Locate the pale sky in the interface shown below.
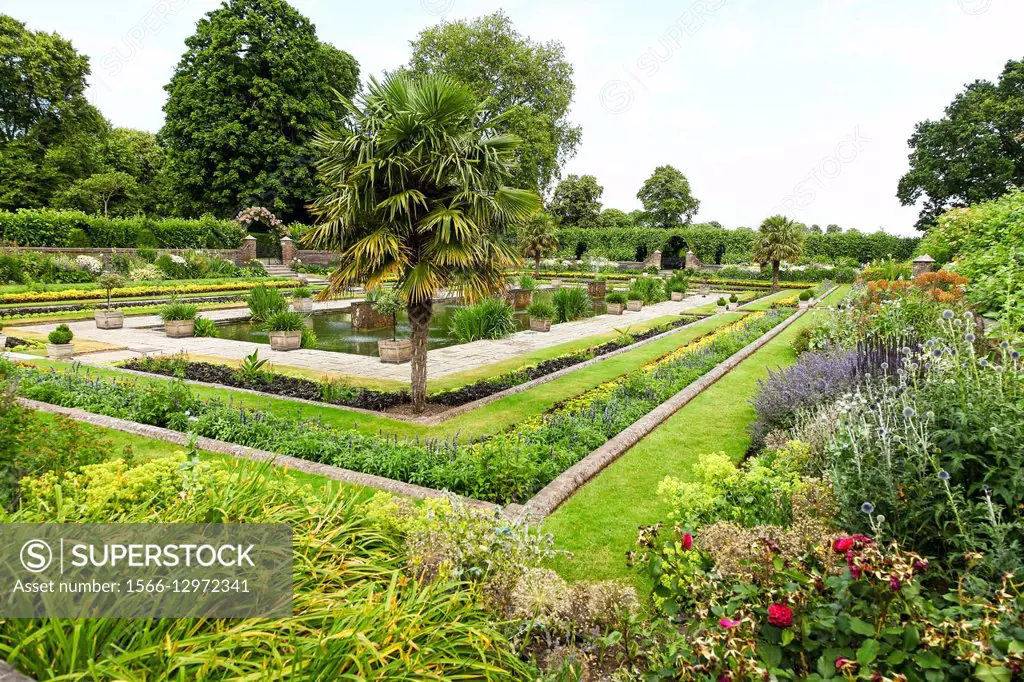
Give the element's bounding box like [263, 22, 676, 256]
[4, 0, 1020, 235]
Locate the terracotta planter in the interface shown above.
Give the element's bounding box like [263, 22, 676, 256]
[269, 330, 302, 351]
[291, 298, 313, 313]
[671, 292, 684, 302]
[95, 309, 124, 330]
[607, 303, 625, 315]
[165, 320, 195, 338]
[627, 300, 643, 312]
[47, 343, 75, 360]
[378, 339, 412, 364]
[530, 318, 552, 332]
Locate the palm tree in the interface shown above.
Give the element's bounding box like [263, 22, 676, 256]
[306, 74, 540, 412]
[753, 215, 805, 291]
[521, 212, 559, 275]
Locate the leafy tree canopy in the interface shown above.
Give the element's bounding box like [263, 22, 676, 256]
[53, 171, 138, 217]
[637, 165, 700, 228]
[549, 174, 603, 227]
[160, 0, 359, 222]
[406, 11, 581, 194]
[898, 58, 1024, 229]
[597, 208, 634, 229]
[754, 215, 806, 290]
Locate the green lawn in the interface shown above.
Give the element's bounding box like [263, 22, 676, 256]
[544, 286, 850, 583]
[22, 313, 743, 441]
[27, 411, 373, 500]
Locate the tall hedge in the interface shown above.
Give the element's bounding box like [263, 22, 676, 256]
[0, 209, 247, 249]
[553, 227, 918, 265]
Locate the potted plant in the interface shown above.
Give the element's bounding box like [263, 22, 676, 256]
[371, 289, 411, 364]
[46, 324, 75, 360]
[160, 298, 199, 338]
[508, 275, 535, 310]
[798, 289, 814, 309]
[728, 293, 740, 311]
[290, 286, 314, 313]
[265, 311, 305, 351]
[606, 292, 628, 315]
[95, 273, 127, 329]
[716, 297, 728, 312]
[667, 272, 689, 302]
[527, 299, 556, 332]
[626, 284, 645, 312]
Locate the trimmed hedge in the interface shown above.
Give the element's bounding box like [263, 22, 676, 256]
[553, 227, 919, 265]
[0, 210, 247, 249]
[0, 280, 297, 304]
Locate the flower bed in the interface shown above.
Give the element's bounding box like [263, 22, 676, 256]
[0, 279, 299, 304]
[117, 315, 705, 412]
[10, 311, 787, 504]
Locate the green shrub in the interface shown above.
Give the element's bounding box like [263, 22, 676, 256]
[159, 299, 198, 322]
[66, 228, 91, 247]
[729, 293, 739, 303]
[96, 272, 126, 308]
[246, 284, 288, 323]
[265, 311, 306, 332]
[0, 254, 25, 284]
[135, 228, 159, 248]
[300, 326, 318, 349]
[717, 297, 728, 307]
[666, 271, 689, 294]
[606, 292, 628, 305]
[47, 324, 73, 345]
[368, 288, 402, 340]
[518, 274, 536, 291]
[861, 258, 912, 281]
[552, 286, 591, 322]
[628, 277, 665, 304]
[291, 286, 312, 299]
[526, 298, 556, 321]
[192, 317, 219, 338]
[791, 326, 813, 353]
[449, 298, 518, 342]
[0, 209, 247, 248]
[798, 289, 813, 301]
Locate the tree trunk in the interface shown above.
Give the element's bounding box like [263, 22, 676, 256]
[408, 298, 433, 413]
[772, 261, 781, 292]
[534, 256, 541, 276]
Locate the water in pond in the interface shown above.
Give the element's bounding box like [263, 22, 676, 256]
[217, 302, 535, 356]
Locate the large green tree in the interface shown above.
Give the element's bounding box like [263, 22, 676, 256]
[898, 58, 1024, 229]
[0, 14, 107, 210]
[406, 11, 581, 195]
[161, 0, 359, 222]
[637, 165, 700, 228]
[753, 215, 805, 291]
[548, 174, 603, 227]
[307, 74, 539, 412]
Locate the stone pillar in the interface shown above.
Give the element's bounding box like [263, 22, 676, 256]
[912, 255, 936, 278]
[685, 251, 703, 270]
[643, 250, 663, 270]
[280, 236, 296, 265]
[238, 235, 257, 264]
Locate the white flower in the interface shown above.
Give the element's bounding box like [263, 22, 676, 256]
[75, 255, 103, 274]
[170, 255, 187, 265]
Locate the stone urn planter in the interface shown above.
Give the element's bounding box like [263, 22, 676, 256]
[47, 343, 75, 360]
[269, 330, 302, 351]
[530, 317, 552, 332]
[507, 289, 533, 310]
[95, 309, 125, 330]
[550, 279, 562, 288]
[727, 303, 740, 311]
[627, 300, 643, 312]
[671, 292, 684, 302]
[607, 303, 625, 315]
[351, 301, 394, 331]
[291, 298, 313, 314]
[586, 280, 607, 302]
[165, 320, 195, 338]
[378, 339, 412, 364]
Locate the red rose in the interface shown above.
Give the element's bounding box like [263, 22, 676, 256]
[832, 537, 855, 553]
[681, 533, 693, 550]
[767, 603, 793, 628]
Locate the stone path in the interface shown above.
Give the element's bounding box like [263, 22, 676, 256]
[16, 293, 722, 382]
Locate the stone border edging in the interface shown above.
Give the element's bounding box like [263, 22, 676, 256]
[511, 307, 809, 521]
[75, 313, 722, 427]
[0, 661, 34, 682]
[17, 398, 499, 513]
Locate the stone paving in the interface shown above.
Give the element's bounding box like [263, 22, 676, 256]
[16, 293, 722, 381]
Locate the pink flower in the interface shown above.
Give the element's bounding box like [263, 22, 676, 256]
[836, 657, 850, 669]
[832, 537, 855, 553]
[681, 533, 693, 550]
[889, 575, 901, 591]
[719, 617, 741, 629]
[767, 603, 793, 628]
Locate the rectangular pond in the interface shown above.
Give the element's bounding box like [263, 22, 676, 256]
[217, 302, 524, 356]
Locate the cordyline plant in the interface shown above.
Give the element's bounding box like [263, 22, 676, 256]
[306, 73, 540, 412]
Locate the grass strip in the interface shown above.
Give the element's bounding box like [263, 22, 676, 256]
[543, 304, 834, 583]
